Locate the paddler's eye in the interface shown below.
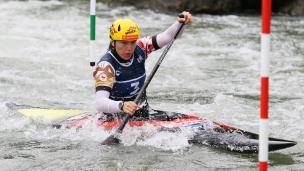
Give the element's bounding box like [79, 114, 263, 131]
[121, 41, 128, 45]
[130, 40, 136, 45]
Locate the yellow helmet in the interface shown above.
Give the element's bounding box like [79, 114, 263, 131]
[109, 18, 140, 41]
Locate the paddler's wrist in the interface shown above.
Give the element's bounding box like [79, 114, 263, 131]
[118, 101, 124, 111]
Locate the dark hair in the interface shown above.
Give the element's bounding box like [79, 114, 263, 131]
[108, 41, 115, 50]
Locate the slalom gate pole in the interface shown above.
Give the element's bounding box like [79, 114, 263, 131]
[259, 0, 272, 171]
[90, 0, 96, 67]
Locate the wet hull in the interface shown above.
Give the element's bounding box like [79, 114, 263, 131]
[6, 102, 297, 153]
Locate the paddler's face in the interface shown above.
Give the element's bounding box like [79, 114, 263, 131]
[112, 40, 137, 60]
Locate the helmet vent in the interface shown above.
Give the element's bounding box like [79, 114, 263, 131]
[118, 25, 121, 31]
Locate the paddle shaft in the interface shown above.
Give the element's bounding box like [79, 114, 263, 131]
[115, 14, 185, 134]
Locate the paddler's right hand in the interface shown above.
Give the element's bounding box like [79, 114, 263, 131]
[122, 101, 141, 115]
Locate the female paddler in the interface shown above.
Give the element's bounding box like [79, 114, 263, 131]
[93, 11, 193, 117]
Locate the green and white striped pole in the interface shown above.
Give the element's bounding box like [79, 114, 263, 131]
[90, 0, 96, 66]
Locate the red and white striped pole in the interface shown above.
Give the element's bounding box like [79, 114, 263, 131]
[259, 0, 272, 171]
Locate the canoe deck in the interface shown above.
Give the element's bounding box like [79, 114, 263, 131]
[5, 102, 297, 153]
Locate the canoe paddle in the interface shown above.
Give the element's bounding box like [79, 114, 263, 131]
[101, 13, 185, 145]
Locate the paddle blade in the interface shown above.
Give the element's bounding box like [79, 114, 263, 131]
[100, 134, 120, 145]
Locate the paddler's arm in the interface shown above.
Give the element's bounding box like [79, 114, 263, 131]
[94, 61, 139, 115]
[155, 11, 193, 48]
[96, 91, 139, 115]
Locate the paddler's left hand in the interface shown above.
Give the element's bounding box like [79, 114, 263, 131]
[178, 11, 193, 25]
